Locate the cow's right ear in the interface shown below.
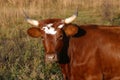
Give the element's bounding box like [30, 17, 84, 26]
[27, 27, 42, 38]
[63, 24, 78, 36]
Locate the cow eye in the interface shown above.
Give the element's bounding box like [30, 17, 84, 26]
[41, 36, 44, 40]
[57, 35, 63, 40]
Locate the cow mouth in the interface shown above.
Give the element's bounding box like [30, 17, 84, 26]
[45, 53, 58, 63]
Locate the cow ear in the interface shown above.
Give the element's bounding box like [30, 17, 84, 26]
[64, 24, 78, 36]
[27, 27, 42, 38]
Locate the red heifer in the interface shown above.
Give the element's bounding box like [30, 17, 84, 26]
[25, 11, 120, 80]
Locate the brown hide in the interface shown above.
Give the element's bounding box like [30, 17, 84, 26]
[59, 26, 120, 80]
[26, 17, 120, 80]
[38, 19, 61, 27]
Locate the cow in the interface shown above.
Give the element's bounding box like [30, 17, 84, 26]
[25, 10, 120, 80]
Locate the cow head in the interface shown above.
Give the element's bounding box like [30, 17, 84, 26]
[25, 10, 78, 63]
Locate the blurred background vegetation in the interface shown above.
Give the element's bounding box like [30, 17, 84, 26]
[0, 0, 120, 80]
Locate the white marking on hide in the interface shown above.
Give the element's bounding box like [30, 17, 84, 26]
[42, 23, 57, 35]
[58, 24, 64, 28]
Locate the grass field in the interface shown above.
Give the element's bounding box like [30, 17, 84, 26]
[0, 0, 120, 80]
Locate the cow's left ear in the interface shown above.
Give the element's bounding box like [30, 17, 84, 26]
[27, 27, 42, 38]
[63, 24, 78, 36]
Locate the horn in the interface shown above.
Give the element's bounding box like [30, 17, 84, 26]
[23, 10, 39, 26]
[64, 9, 78, 24]
[26, 18, 39, 26]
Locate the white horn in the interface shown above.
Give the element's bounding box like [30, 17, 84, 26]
[64, 9, 78, 24]
[23, 10, 39, 26]
[26, 19, 39, 26]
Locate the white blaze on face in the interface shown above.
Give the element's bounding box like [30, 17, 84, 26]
[42, 23, 65, 35]
[42, 23, 57, 35]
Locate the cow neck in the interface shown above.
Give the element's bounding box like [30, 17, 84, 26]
[57, 32, 70, 64]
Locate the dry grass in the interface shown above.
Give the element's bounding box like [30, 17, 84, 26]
[0, 0, 120, 80]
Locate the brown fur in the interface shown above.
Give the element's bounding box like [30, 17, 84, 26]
[27, 19, 120, 80]
[64, 27, 120, 80]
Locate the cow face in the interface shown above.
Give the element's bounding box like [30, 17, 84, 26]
[25, 11, 78, 63]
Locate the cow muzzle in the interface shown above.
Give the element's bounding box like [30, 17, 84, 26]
[45, 53, 57, 63]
